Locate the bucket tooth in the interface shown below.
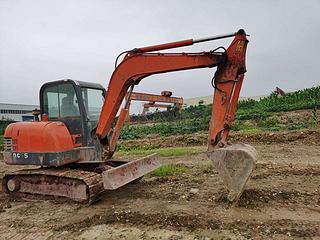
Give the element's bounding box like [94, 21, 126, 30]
[208, 144, 257, 202]
[103, 154, 161, 190]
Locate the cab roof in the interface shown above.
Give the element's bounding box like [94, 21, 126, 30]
[41, 79, 105, 90]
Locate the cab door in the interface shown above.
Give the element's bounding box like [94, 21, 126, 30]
[80, 87, 105, 146]
[41, 82, 84, 146]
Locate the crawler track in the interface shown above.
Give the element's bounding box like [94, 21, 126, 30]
[2, 168, 104, 204]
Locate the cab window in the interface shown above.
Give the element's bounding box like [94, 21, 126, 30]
[43, 83, 80, 118]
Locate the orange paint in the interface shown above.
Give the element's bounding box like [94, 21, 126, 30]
[4, 121, 74, 152]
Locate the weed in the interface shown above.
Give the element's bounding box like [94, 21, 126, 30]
[231, 121, 240, 131]
[257, 117, 279, 128]
[201, 162, 214, 174]
[150, 164, 188, 177]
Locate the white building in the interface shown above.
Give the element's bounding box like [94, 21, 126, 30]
[0, 103, 39, 122]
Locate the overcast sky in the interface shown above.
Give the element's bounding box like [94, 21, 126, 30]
[0, 0, 319, 113]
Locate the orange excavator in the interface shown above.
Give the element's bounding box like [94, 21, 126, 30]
[2, 29, 257, 204]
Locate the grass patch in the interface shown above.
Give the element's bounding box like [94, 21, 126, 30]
[150, 164, 188, 177]
[117, 143, 161, 152]
[237, 128, 263, 134]
[115, 146, 205, 157]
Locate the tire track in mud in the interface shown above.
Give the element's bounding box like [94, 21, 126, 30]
[54, 210, 320, 238]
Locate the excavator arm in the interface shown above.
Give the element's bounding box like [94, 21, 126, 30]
[97, 29, 247, 150]
[97, 29, 257, 201]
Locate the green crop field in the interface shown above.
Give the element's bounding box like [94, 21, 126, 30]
[120, 86, 320, 140]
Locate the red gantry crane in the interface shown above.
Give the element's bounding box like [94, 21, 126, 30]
[125, 90, 183, 121]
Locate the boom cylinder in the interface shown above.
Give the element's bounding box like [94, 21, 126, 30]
[132, 30, 246, 53]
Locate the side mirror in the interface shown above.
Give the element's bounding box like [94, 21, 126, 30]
[32, 109, 41, 121]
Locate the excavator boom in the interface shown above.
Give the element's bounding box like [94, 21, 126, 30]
[97, 29, 245, 149]
[98, 29, 257, 201]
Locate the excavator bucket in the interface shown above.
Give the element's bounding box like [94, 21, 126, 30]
[103, 154, 161, 190]
[208, 144, 258, 202]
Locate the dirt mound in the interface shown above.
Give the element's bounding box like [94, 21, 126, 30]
[276, 109, 315, 124]
[56, 208, 319, 238]
[57, 210, 204, 232]
[215, 188, 311, 208]
[252, 163, 320, 179]
[119, 132, 207, 149]
[231, 129, 320, 145]
[120, 129, 320, 149]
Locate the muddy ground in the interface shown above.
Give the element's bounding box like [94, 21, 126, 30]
[0, 137, 319, 239]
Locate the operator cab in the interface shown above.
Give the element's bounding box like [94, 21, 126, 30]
[40, 79, 106, 146]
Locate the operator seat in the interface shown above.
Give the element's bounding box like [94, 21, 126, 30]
[61, 96, 79, 117]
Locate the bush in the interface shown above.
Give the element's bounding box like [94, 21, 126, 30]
[0, 121, 13, 135]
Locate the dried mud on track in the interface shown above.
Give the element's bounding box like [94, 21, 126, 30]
[0, 142, 319, 239]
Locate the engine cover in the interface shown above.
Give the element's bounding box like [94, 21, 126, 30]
[4, 121, 74, 152]
[3, 121, 77, 166]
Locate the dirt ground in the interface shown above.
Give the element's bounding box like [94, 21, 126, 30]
[0, 140, 319, 239]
